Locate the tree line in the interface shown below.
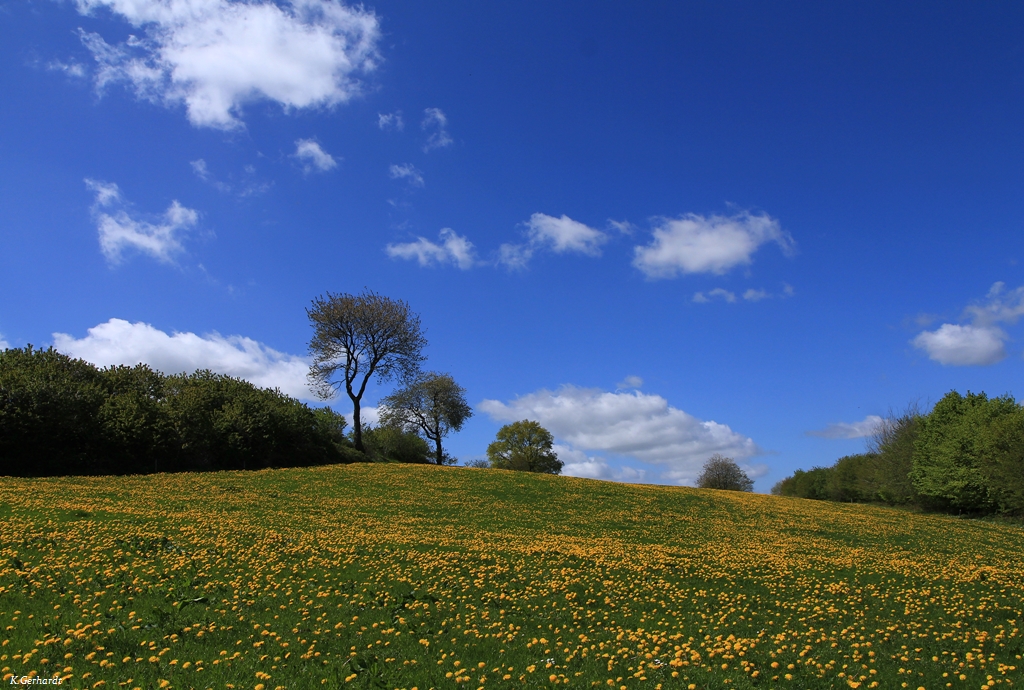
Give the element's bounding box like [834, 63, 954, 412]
[772, 390, 1024, 516]
[1, 289, 563, 476]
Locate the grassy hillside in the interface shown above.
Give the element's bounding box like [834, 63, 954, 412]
[0, 465, 1021, 689]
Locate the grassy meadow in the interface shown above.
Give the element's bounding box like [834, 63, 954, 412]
[0, 464, 1021, 689]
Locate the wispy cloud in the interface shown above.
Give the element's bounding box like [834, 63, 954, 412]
[74, 0, 381, 129]
[806, 415, 884, 440]
[386, 228, 476, 269]
[633, 211, 794, 278]
[388, 163, 424, 187]
[378, 111, 403, 131]
[85, 178, 199, 265]
[421, 107, 452, 151]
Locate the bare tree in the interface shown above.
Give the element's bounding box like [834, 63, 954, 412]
[696, 454, 754, 491]
[307, 290, 426, 452]
[379, 371, 472, 465]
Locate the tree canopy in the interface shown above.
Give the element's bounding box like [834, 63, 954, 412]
[307, 290, 426, 452]
[486, 420, 562, 474]
[695, 454, 754, 492]
[379, 371, 472, 465]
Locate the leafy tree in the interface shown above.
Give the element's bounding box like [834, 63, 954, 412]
[98, 364, 169, 474]
[307, 290, 427, 453]
[487, 420, 562, 474]
[867, 404, 922, 504]
[0, 346, 107, 475]
[977, 408, 1024, 515]
[379, 372, 472, 465]
[771, 467, 831, 499]
[695, 454, 754, 492]
[911, 390, 1017, 512]
[362, 425, 431, 464]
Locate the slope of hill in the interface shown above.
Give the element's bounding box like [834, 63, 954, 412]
[0, 465, 1021, 688]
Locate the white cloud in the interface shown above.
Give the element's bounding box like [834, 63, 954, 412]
[74, 0, 381, 129]
[807, 415, 884, 440]
[385, 228, 476, 269]
[294, 139, 338, 173]
[633, 211, 794, 278]
[388, 163, 424, 187]
[607, 219, 636, 235]
[479, 385, 759, 485]
[555, 445, 647, 483]
[496, 243, 533, 270]
[909, 282, 1024, 367]
[53, 318, 313, 399]
[743, 288, 769, 302]
[48, 59, 88, 77]
[693, 288, 735, 304]
[0, 334, 9, 351]
[616, 375, 643, 390]
[421, 107, 452, 151]
[85, 178, 199, 265]
[378, 111, 403, 130]
[526, 213, 608, 257]
[912, 324, 1007, 366]
[495, 213, 606, 269]
[190, 159, 269, 196]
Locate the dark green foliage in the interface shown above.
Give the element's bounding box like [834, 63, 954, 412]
[378, 371, 472, 465]
[0, 346, 352, 476]
[976, 409, 1024, 515]
[695, 454, 754, 491]
[771, 467, 832, 499]
[362, 425, 431, 464]
[0, 345, 107, 475]
[910, 391, 1017, 513]
[867, 406, 921, 505]
[487, 420, 563, 474]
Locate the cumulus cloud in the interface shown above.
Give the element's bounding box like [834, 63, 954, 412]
[388, 163, 424, 187]
[913, 324, 1007, 366]
[807, 415, 884, 440]
[53, 318, 312, 399]
[73, 0, 381, 129]
[633, 211, 793, 278]
[526, 213, 608, 256]
[555, 445, 647, 483]
[377, 111, 403, 130]
[385, 228, 476, 269]
[294, 139, 338, 173]
[480, 385, 759, 485]
[421, 107, 452, 151]
[909, 282, 1024, 367]
[496, 213, 606, 269]
[85, 178, 199, 265]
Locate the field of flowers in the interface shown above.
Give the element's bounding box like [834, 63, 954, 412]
[0, 464, 1021, 689]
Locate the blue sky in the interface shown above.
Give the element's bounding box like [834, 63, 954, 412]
[3, 1, 1024, 489]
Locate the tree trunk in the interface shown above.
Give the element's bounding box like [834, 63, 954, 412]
[352, 397, 364, 452]
[434, 436, 443, 465]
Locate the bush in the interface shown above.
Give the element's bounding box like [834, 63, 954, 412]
[977, 409, 1024, 515]
[362, 425, 431, 464]
[696, 454, 753, 492]
[0, 346, 348, 476]
[771, 467, 831, 499]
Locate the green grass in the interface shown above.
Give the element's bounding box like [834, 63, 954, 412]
[0, 464, 1021, 689]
